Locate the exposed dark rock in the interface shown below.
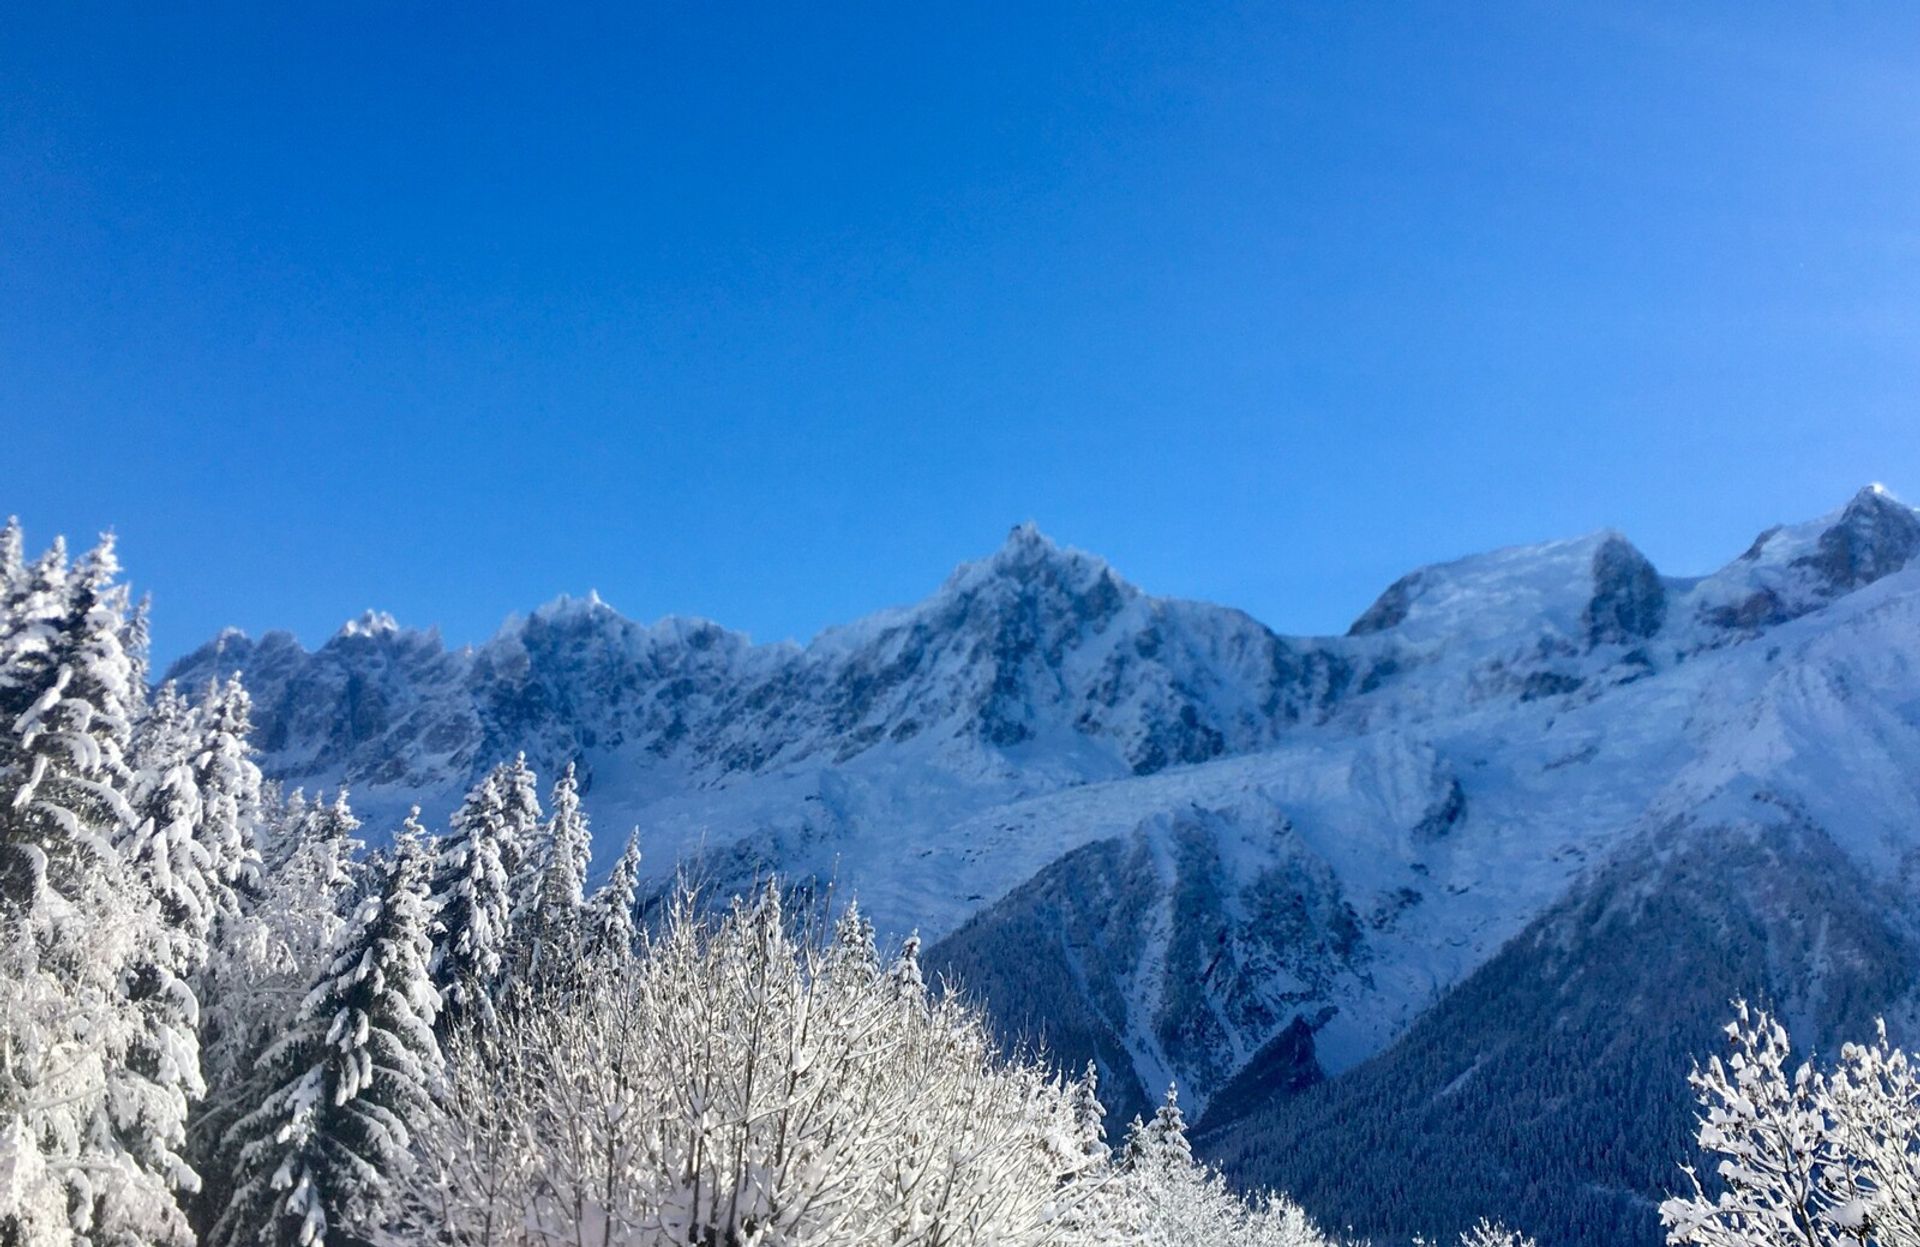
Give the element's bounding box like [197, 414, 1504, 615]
[1518, 670, 1585, 701]
[1583, 536, 1666, 647]
[1702, 587, 1789, 633]
[1794, 485, 1920, 592]
[1412, 777, 1468, 839]
[1348, 572, 1421, 636]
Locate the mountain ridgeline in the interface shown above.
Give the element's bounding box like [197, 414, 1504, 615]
[168, 486, 1920, 1247]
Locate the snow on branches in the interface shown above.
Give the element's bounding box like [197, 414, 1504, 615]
[400, 880, 1344, 1247]
[1662, 1001, 1920, 1247]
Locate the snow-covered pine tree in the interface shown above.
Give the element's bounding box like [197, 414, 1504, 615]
[210, 821, 443, 1247]
[305, 792, 366, 905]
[123, 682, 214, 963]
[0, 532, 197, 1247]
[494, 752, 544, 929]
[0, 516, 23, 597]
[192, 788, 364, 1236]
[1126, 1085, 1194, 1172]
[520, 762, 591, 982]
[827, 899, 878, 984]
[114, 681, 216, 1224]
[188, 675, 264, 921]
[1072, 1060, 1111, 1173]
[581, 827, 640, 961]
[183, 672, 271, 1196]
[0, 535, 137, 908]
[430, 771, 515, 1032]
[888, 930, 926, 1004]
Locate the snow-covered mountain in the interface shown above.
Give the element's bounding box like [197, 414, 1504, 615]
[167, 485, 1920, 1247]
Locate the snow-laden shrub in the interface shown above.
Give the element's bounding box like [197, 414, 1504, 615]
[398, 882, 1343, 1247]
[400, 885, 1095, 1246]
[1662, 1000, 1920, 1247]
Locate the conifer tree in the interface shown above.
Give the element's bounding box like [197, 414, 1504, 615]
[0, 536, 137, 906]
[522, 762, 591, 980]
[888, 930, 926, 1003]
[829, 899, 879, 983]
[1127, 1085, 1194, 1171]
[194, 787, 363, 1235]
[116, 682, 215, 1221]
[494, 752, 544, 926]
[582, 828, 641, 961]
[0, 532, 196, 1246]
[430, 771, 514, 1032]
[1072, 1060, 1111, 1172]
[211, 824, 443, 1247]
[123, 683, 214, 956]
[0, 516, 23, 600]
[189, 675, 265, 920]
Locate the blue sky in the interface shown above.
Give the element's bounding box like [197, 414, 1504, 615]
[4, 3, 1918, 663]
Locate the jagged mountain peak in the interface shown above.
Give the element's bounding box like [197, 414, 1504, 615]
[528, 589, 616, 624]
[1688, 484, 1920, 634]
[336, 608, 401, 640]
[1815, 482, 1920, 590]
[938, 521, 1134, 601]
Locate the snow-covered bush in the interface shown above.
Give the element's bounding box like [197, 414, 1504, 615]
[397, 876, 1349, 1247]
[403, 885, 1106, 1246]
[1662, 1000, 1920, 1247]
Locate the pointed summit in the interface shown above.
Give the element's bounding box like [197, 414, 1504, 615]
[1799, 482, 1920, 591]
[991, 520, 1066, 569]
[336, 609, 401, 640]
[939, 522, 1131, 600]
[527, 590, 620, 627]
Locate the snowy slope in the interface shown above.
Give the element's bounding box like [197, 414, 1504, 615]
[168, 484, 1920, 1234]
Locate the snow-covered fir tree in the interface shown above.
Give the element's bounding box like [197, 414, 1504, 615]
[0, 530, 196, 1247]
[428, 771, 515, 1032]
[1071, 1060, 1111, 1175]
[492, 752, 544, 928]
[113, 682, 216, 1232]
[191, 788, 363, 1237]
[518, 762, 591, 983]
[186, 676, 263, 922]
[1127, 1085, 1195, 1172]
[581, 827, 641, 961]
[828, 899, 878, 983]
[887, 930, 926, 1003]
[210, 823, 442, 1247]
[123, 682, 214, 964]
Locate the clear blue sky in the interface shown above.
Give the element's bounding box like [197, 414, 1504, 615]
[4, 3, 1918, 663]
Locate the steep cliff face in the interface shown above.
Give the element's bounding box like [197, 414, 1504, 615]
[167, 489, 1920, 1247]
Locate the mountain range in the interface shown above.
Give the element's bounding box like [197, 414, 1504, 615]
[166, 485, 1920, 1247]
